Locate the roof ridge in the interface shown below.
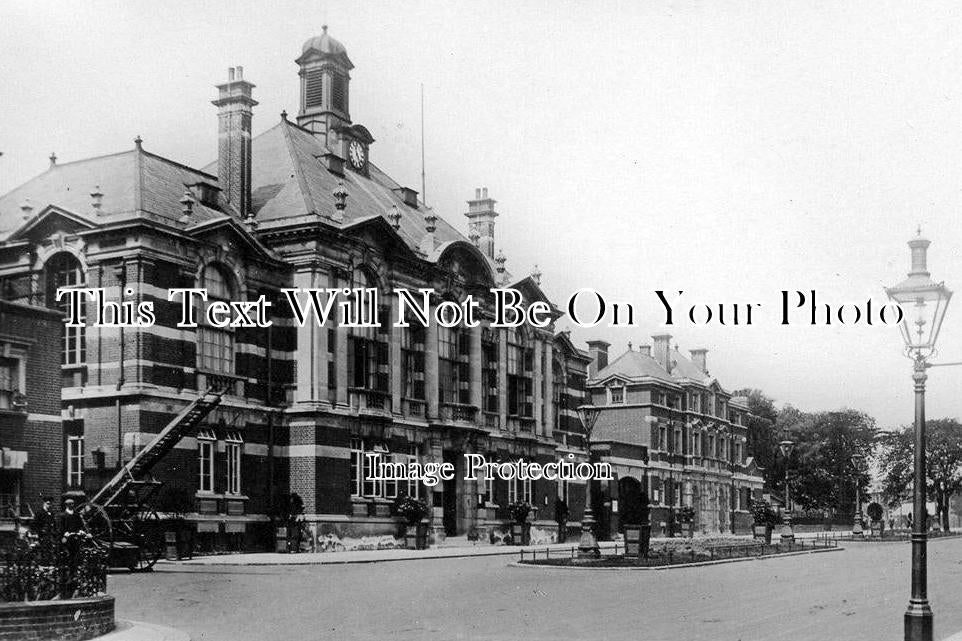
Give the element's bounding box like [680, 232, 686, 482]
[280, 120, 322, 217]
[139, 148, 219, 181]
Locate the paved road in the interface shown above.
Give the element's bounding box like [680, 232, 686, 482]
[112, 537, 962, 641]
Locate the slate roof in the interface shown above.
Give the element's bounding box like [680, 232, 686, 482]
[0, 120, 511, 279]
[201, 119, 470, 256]
[0, 146, 228, 242]
[592, 346, 713, 387]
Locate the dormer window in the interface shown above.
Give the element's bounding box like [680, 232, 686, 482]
[609, 386, 625, 405]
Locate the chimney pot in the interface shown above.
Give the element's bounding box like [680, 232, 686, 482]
[651, 333, 673, 369]
[236, 66, 243, 80]
[690, 348, 709, 375]
[228, 67, 235, 81]
[475, 188, 481, 199]
[482, 187, 488, 198]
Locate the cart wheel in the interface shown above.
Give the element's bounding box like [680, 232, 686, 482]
[130, 508, 164, 571]
[79, 502, 113, 553]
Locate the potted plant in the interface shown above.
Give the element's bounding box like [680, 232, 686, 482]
[867, 502, 885, 537]
[750, 500, 779, 544]
[507, 502, 531, 545]
[394, 494, 430, 549]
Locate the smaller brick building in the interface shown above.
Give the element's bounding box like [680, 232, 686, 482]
[0, 299, 63, 531]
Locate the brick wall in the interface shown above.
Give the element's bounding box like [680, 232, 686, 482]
[0, 596, 114, 641]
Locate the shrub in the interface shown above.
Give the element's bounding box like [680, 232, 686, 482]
[749, 500, 781, 527]
[866, 502, 884, 522]
[393, 494, 429, 526]
[507, 502, 531, 524]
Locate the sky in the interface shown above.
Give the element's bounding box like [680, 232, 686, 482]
[2, 1, 962, 427]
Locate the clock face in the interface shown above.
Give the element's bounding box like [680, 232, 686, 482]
[349, 141, 366, 170]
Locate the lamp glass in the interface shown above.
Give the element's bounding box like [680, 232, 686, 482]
[886, 282, 952, 354]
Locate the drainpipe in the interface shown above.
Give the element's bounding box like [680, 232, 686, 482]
[115, 262, 126, 470]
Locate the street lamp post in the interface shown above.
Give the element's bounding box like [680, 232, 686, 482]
[576, 404, 602, 558]
[779, 439, 795, 543]
[852, 453, 865, 536]
[885, 231, 952, 641]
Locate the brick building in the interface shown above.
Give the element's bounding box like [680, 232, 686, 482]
[585, 336, 765, 535]
[0, 28, 596, 549]
[0, 300, 63, 531]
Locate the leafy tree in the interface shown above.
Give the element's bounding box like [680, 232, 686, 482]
[733, 388, 780, 489]
[877, 419, 962, 531]
[780, 409, 875, 515]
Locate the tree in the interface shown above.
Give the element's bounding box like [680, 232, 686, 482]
[780, 409, 875, 516]
[877, 419, 962, 531]
[734, 388, 780, 490]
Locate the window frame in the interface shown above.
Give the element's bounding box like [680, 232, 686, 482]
[197, 431, 216, 493]
[67, 436, 84, 488]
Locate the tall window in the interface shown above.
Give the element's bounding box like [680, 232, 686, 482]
[350, 438, 363, 497]
[347, 268, 388, 396]
[438, 325, 469, 404]
[225, 432, 243, 495]
[67, 436, 84, 488]
[401, 325, 426, 401]
[46, 253, 85, 365]
[198, 265, 234, 374]
[198, 430, 215, 493]
[0, 358, 20, 409]
[481, 328, 499, 414]
[507, 329, 533, 417]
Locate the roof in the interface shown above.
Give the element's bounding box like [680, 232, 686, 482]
[591, 346, 715, 388]
[0, 145, 228, 242]
[219, 118, 480, 260]
[298, 26, 353, 68]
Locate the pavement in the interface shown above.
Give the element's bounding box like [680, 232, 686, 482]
[166, 530, 845, 566]
[95, 620, 189, 641]
[109, 534, 962, 641]
[167, 536, 624, 566]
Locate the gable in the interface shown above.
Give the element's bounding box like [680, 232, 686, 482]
[6, 205, 96, 243]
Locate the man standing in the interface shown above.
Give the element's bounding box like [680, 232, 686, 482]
[32, 497, 57, 540]
[59, 498, 84, 537]
[555, 496, 569, 543]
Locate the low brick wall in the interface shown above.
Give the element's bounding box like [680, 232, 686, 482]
[0, 595, 114, 641]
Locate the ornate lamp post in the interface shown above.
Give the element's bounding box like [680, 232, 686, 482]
[885, 231, 952, 641]
[576, 404, 602, 558]
[778, 439, 795, 543]
[852, 452, 865, 536]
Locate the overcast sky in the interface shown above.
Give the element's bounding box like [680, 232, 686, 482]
[3, 1, 962, 427]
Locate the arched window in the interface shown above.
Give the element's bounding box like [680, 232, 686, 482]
[198, 264, 235, 374]
[45, 253, 86, 365]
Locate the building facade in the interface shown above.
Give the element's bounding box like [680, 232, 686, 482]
[0, 299, 63, 536]
[585, 336, 765, 535]
[0, 29, 595, 549]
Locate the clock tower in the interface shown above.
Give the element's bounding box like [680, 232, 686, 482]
[296, 26, 374, 175]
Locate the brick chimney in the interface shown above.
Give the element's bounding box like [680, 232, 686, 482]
[652, 333, 672, 370]
[464, 187, 499, 259]
[690, 348, 708, 374]
[586, 340, 611, 378]
[213, 66, 258, 221]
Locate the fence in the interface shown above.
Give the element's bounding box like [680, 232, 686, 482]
[815, 529, 959, 543]
[519, 538, 838, 564]
[0, 535, 108, 602]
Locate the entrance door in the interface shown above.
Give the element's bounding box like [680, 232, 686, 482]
[618, 476, 647, 532]
[442, 451, 458, 536]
